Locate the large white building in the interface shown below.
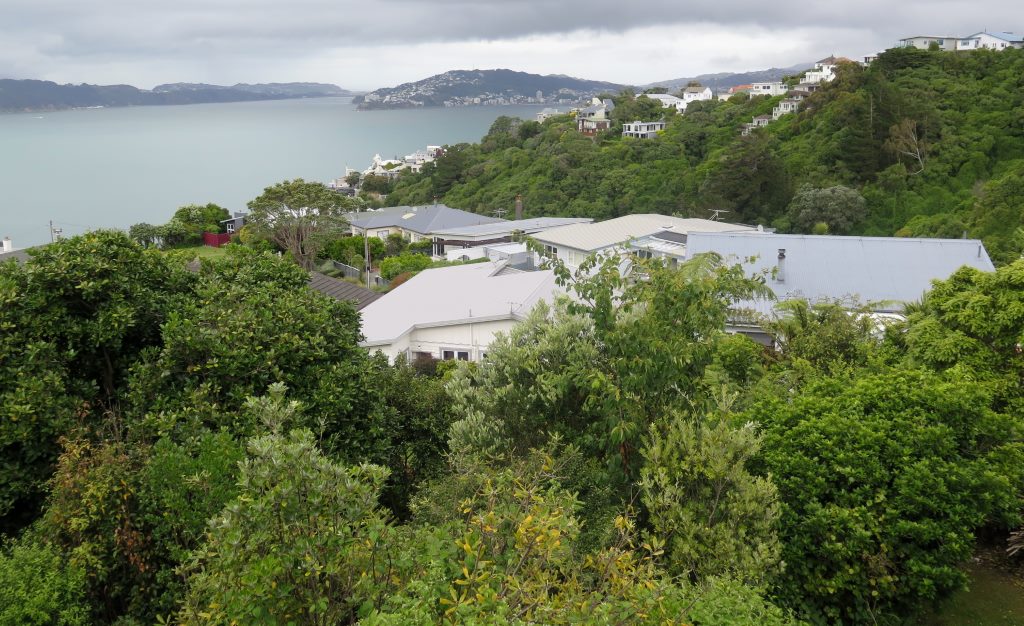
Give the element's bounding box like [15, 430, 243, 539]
[359, 260, 559, 363]
[643, 93, 687, 112]
[957, 31, 1024, 50]
[898, 35, 958, 51]
[750, 82, 789, 97]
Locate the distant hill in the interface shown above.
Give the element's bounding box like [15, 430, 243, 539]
[0, 79, 356, 112]
[642, 63, 814, 92]
[355, 69, 626, 110]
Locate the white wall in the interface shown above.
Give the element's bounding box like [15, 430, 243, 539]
[365, 319, 520, 363]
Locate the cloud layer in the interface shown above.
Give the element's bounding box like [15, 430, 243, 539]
[2, 0, 1020, 89]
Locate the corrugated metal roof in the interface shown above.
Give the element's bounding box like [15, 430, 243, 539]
[308, 272, 381, 310]
[431, 217, 592, 238]
[359, 262, 558, 346]
[347, 204, 505, 234]
[532, 214, 757, 252]
[686, 232, 995, 314]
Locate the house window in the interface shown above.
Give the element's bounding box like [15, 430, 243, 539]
[441, 349, 470, 361]
[377, 230, 389, 239]
[543, 244, 558, 259]
[635, 249, 653, 260]
[226, 223, 235, 233]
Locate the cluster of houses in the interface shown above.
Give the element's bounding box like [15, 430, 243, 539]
[898, 31, 1023, 51]
[338, 204, 995, 364]
[327, 145, 444, 193]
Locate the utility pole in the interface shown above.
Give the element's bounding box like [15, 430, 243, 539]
[364, 233, 371, 289]
[49, 220, 63, 242]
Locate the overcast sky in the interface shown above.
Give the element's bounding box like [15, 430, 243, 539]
[1, 1, 1019, 90]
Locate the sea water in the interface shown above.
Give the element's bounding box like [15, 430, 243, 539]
[0, 97, 544, 247]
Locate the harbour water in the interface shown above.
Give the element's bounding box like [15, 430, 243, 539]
[0, 97, 544, 247]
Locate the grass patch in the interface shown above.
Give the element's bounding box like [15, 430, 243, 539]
[166, 245, 229, 260]
[920, 555, 1024, 626]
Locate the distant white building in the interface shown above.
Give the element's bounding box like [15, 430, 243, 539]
[359, 261, 560, 363]
[957, 31, 1024, 50]
[536, 108, 564, 122]
[899, 35, 958, 50]
[772, 98, 801, 120]
[681, 85, 714, 108]
[750, 82, 789, 96]
[802, 56, 845, 84]
[622, 120, 666, 139]
[643, 93, 687, 112]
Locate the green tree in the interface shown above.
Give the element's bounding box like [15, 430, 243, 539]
[0, 536, 89, 626]
[247, 179, 361, 269]
[640, 414, 781, 584]
[179, 427, 393, 626]
[786, 185, 867, 234]
[969, 162, 1024, 264]
[379, 252, 432, 280]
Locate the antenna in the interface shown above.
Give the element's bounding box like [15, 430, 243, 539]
[493, 207, 508, 219]
[709, 209, 731, 222]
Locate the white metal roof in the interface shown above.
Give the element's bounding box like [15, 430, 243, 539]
[430, 217, 592, 238]
[686, 232, 995, 314]
[531, 214, 757, 252]
[359, 261, 558, 346]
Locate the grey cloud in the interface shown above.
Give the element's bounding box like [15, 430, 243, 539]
[1, 0, 1020, 85]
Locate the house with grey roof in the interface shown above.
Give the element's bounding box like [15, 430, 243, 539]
[685, 231, 995, 341]
[957, 31, 1024, 50]
[531, 214, 757, 269]
[899, 35, 958, 51]
[622, 120, 666, 139]
[346, 204, 505, 247]
[430, 217, 592, 256]
[576, 97, 615, 135]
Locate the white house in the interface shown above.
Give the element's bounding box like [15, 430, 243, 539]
[577, 97, 615, 135]
[802, 56, 845, 84]
[681, 85, 714, 108]
[531, 214, 758, 270]
[772, 99, 801, 120]
[362, 153, 405, 179]
[899, 35, 958, 50]
[622, 120, 666, 139]
[957, 31, 1024, 50]
[536, 108, 564, 122]
[359, 260, 559, 363]
[643, 93, 687, 112]
[750, 82, 789, 97]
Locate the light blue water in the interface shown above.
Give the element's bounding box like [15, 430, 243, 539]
[0, 97, 543, 247]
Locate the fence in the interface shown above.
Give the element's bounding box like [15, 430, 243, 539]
[202, 232, 232, 247]
[331, 260, 362, 280]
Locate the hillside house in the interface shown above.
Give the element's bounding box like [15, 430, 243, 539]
[957, 31, 1024, 50]
[347, 204, 505, 244]
[685, 232, 996, 342]
[220, 211, 248, 234]
[751, 82, 789, 96]
[359, 260, 560, 363]
[643, 93, 687, 112]
[681, 85, 714, 107]
[899, 35, 958, 50]
[772, 99, 801, 120]
[430, 216, 592, 257]
[530, 214, 757, 270]
[622, 120, 666, 139]
[719, 84, 753, 101]
[802, 56, 846, 84]
[536, 108, 564, 122]
[576, 97, 615, 135]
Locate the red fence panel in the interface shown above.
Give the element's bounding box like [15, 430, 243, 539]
[202, 232, 232, 248]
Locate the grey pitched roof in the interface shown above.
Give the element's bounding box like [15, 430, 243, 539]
[0, 249, 32, 263]
[685, 232, 995, 314]
[431, 217, 592, 238]
[347, 204, 505, 235]
[308, 272, 381, 310]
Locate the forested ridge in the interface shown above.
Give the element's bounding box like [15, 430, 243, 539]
[2, 227, 1024, 625]
[385, 46, 1024, 264]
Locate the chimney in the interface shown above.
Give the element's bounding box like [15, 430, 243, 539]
[514, 194, 523, 221]
[776, 248, 786, 283]
[2, 237, 11, 253]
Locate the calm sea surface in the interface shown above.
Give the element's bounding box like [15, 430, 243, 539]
[0, 97, 544, 247]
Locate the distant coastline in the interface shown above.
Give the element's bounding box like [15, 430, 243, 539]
[0, 79, 362, 113]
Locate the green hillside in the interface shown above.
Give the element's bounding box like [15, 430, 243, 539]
[386, 47, 1024, 264]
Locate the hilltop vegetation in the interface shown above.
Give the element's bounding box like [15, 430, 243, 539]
[386, 47, 1024, 264]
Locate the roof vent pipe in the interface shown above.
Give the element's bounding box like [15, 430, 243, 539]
[514, 194, 523, 221]
[2, 237, 11, 253]
[776, 248, 786, 283]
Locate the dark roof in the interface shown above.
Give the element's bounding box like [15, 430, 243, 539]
[308, 272, 382, 310]
[347, 204, 504, 234]
[0, 249, 32, 263]
[651, 230, 688, 244]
